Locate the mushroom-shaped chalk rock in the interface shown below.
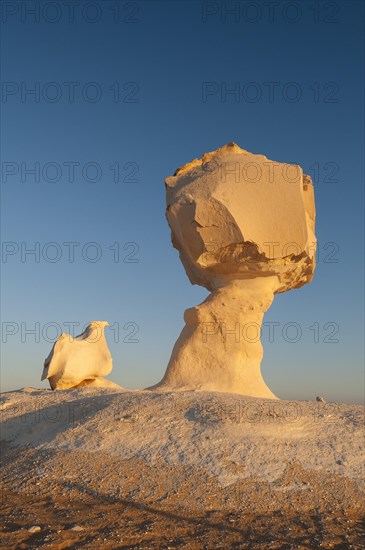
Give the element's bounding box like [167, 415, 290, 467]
[151, 143, 316, 398]
[41, 321, 120, 390]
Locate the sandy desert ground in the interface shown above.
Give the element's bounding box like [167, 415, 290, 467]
[1, 387, 364, 549]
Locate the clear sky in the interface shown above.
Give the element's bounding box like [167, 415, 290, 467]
[1, 0, 364, 403]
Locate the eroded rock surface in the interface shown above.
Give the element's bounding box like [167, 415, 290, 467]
[41, 321, 120, 390]
[153, 143, 316, 397]
[165, 142, 316, 293]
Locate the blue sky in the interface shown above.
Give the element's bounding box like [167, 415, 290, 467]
[1, 0, 364, 403]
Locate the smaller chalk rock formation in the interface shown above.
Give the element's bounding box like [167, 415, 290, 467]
[41, 321, 120, 390]
[152, 143, 316, 398]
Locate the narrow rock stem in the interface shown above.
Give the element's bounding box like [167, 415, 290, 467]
[154, 276, 279, 398]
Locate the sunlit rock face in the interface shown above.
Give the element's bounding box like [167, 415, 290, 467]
[41, 321, 120, 390]
[152, 143, 316, 398]
[165, 142, 316, 293]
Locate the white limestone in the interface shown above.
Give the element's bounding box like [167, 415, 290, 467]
[153, 143, 316, 398]
[41, 321, 120, 390]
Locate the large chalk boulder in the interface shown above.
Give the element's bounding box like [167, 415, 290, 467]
[152, 143, 316, 398]
[41, 321, 120, 390]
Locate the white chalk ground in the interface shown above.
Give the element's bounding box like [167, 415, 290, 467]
[1, 387, 364, 490]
